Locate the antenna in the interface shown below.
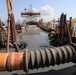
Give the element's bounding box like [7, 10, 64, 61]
[24, 8, 27, 11]
[30, 4, 32, 10]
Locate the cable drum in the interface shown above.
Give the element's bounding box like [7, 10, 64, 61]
[24, 44, 76, 71]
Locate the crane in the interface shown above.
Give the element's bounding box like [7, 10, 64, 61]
[46, 19, 56, 28]
[66, 17, 76, 27]
[71, 18, 76, 25]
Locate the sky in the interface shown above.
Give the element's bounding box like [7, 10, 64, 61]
[0, 0, 76, 22]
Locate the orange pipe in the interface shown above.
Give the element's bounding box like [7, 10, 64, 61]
[0, 53, 9, 71]
[6, 0, 11, 15]
[12, 52, 23, 70]
[0, 52, 23, 71]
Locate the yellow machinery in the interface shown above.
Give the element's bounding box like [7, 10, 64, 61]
[71, 18, 76, 26]
[46, 19, 56, 28]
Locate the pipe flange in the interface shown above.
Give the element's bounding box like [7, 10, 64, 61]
[6, 53, 13, 71]
[23, 49, 29, 73]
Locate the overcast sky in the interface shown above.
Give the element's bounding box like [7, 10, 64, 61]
[0, 0, 76, 22]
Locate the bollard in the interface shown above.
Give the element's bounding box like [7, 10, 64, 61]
[0, 43, 76, 73]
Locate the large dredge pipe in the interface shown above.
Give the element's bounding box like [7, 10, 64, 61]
[0, 43, 76, 73]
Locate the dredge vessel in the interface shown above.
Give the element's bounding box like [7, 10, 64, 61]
[21, 5, 40, 25]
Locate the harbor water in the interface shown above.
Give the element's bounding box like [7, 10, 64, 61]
[17, 25, 53, 50]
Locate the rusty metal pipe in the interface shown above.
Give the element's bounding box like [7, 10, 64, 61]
[0, 52, 23, 71]
[10, 13, 20, 52]
[0, 44, 76, 73]
[6, 0, 11, 52]
[6, 0, 20, 52]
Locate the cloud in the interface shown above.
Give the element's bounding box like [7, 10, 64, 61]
[28, 5, 55, 22]
[39, 5, 55, 22]
[31, 5, 55, 16]
[40, 5, 54, 16]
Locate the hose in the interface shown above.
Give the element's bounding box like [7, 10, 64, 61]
[0, 43, 76, 73]
[23, 43, 76, 72]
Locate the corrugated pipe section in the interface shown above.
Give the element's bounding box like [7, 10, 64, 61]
[0, 43, 76, 73]
[23, 43, 76, 72]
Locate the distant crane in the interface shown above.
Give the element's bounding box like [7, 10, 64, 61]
[46, 19, 56, 28]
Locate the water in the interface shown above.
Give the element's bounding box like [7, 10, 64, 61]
[0, 25, 52, 52]
[17, 25, 53, 50]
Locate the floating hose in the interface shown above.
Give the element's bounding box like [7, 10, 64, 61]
[23, 43, 76, 72]
[0, 43, 76, 73]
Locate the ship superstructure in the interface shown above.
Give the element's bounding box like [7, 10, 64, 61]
[21, 5, 41, 24]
